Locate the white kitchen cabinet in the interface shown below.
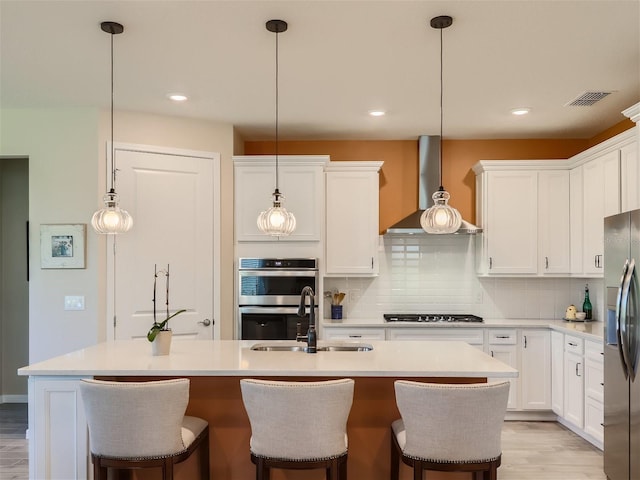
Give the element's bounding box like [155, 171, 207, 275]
[325, 161, 383, 275]
[233, 155, 328, 242]
[473, 162, 569, 276]
[621, 139, 639, 212]
[569, 166, 584, 274]
[386, 328, 484, 350]
[487, 329, 518, 410]
[563, 335, 584, 428]
[551, 330, 564, 416]
[520, 329, 552, 410]
[584, 339, 604, 445]
[582, 151, 620, 274]
[538, 170, 570, 274]
[322, 327, 386, 341]
[475, 169, 538, 274]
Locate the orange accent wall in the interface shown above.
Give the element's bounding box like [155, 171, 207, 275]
[245, 123, 635, 233]
[587, 119, 635, 148]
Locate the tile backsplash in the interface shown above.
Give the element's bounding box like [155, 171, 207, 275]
[323, 235, 604, 322]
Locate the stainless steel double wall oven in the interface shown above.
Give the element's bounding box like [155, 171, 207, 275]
[238, 258, 319, 340]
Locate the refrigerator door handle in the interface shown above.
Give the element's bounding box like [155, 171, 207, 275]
[617, 259, 630, 380]
[621, 259, 636, 380]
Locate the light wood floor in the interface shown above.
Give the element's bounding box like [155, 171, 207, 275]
[0, 403, 606, 480]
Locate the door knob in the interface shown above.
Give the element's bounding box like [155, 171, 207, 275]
[198, 318, 211, 326]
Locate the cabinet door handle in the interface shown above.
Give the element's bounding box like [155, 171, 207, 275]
[576, 362, 582, 377]
[568, 342, 577, 347]
[545, 256, 549, 269]
[600, 382, 605, 386]
[490, 350, 494, 357]
[489, 257, 493, 269]
[595, 254, 603, 268]
[496, 335, 511, 339]
[523, 336, 527, 348]
[348, 335, 362, 338]
[371, 257, 374, 269]
[198, 318, 212, 326]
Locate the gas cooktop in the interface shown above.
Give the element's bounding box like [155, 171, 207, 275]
[383, 314, 483, 323]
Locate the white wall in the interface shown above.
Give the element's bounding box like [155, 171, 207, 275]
[0, 107, 236, 373]
[324, 235, 604, 322]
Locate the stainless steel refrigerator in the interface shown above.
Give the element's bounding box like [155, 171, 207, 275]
[604, 210, 640, 480]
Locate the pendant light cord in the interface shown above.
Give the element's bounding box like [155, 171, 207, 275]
[109, 28, 115, 192]
[274, 28, 280, 192]
[438, 25, 444, 189]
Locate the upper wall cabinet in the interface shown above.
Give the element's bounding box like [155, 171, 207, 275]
[622, 103, 640, 213]
[233, 156, 328, 242]
[569, 126, 637, 276]
[474, 162, 569, 276]
[325, 161, 383, 276]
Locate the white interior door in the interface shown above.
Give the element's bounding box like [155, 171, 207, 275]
[107, 143, 219, 341]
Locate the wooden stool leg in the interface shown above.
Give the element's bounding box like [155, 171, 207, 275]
[200, 431, 210, 480]
[327, 457, 339, 480]
[339, 455, 348, 480]
[413, 459, 423, 480]
[390, 431, 400, 480]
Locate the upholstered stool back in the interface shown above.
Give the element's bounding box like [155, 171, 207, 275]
[240, 378, 354, 479]
[80, 378, 209, 480]
[391, 381, 510, 480]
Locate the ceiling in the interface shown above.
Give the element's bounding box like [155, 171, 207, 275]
[1, 1, 639, 141]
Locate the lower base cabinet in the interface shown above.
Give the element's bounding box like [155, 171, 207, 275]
[488, 329, 551, 411]
[552, 331, 604, 449]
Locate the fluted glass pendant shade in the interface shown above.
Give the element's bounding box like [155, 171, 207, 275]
[91, 189, 133, 234]
[257, 189, 296, 236]
[420, 186, 462, 234]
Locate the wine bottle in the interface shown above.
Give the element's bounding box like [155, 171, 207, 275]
[583, 283, 592, 320]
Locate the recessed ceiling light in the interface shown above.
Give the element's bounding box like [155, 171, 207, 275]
[511, 107, 530, 116]
[168, 93, 188, 102]
[368, 110, 386, 117]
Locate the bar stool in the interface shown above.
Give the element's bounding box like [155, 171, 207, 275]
[391, 380, 510, 480]
[80, 378, 209, 480]
[240, 378, 355, 480]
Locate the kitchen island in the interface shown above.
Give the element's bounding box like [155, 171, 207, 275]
[18, 339, 517, 480]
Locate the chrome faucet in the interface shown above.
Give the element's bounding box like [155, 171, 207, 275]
[296, 286, 317, 353]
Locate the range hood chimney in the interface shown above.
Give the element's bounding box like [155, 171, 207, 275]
[384, 135, 481, 235]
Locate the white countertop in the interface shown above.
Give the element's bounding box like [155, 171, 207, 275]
[322, 318, 605, 341]
[18, 339, 518, 379]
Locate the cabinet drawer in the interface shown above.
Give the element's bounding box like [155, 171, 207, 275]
[584, 396, 604, 444]
[387, 328, 484, 348]
[564, 335, 584, 355]
[585, 356, 604, 403]
[488, 329, 517, 344]
[585, 339, 604, 360]
[322, 327, 386, 341]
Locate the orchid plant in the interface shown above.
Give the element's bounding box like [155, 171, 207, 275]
[147, 264, 186, 342]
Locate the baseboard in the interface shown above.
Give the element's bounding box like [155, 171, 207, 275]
[1, 394, 28, 403]
[556, 416, 604, 450]
[505, 410, 557, 421]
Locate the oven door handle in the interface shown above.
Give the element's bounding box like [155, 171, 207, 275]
[238, 270, 318, 278]
[239, 306, 317, 315]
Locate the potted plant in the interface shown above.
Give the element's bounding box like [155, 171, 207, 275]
[147, 264, 185, 355]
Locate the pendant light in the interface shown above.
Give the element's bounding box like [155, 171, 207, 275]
[420, 15, 462, 234]
[256, 19, 296, 236]
[91, 21, 133, 235]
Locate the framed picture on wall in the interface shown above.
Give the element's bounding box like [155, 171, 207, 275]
[40, 224, 86, 269]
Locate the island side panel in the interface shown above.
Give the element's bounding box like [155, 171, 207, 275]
[99, 376, 485, 480]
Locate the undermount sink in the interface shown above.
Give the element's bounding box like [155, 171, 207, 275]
[250, 343, 373, 352]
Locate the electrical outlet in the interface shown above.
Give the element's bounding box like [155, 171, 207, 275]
[349, 289, 361, 303]
[64, 295, 85, 311]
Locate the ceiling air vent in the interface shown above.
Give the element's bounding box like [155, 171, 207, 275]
[565, 91, 613, 107]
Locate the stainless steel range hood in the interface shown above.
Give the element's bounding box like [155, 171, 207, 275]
[384, 135, 481, 235]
